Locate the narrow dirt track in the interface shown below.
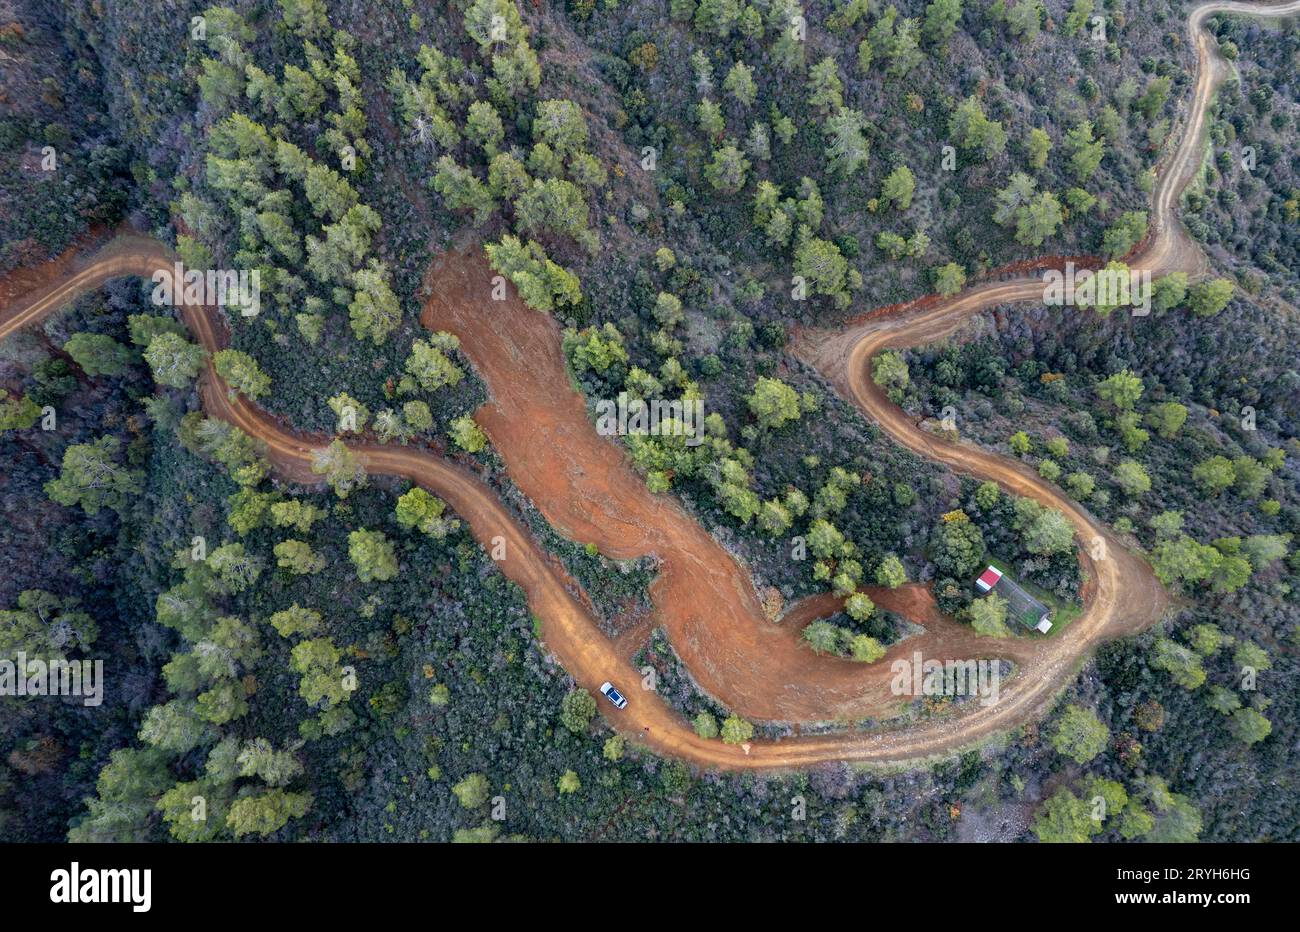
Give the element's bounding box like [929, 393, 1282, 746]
[2, 1, 1293, 771]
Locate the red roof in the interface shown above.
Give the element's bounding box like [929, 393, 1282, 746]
[975, 567, 1003, 591]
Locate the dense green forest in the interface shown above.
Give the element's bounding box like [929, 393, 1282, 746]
[1, 0, 1296, 843]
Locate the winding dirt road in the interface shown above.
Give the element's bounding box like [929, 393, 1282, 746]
[2, 1, 1293, 770]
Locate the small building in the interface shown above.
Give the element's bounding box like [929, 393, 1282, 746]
[974, 566, 1053, 633]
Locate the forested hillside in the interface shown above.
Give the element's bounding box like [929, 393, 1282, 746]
[1, 0, 1295, 843]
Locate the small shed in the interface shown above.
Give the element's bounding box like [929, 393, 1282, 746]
[974, 565, 1052, 633]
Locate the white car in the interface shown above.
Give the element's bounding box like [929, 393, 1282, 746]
[599, 681, 628, 709]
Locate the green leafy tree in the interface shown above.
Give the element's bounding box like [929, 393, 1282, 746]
[923, 0, 963, 47]
[932, 262, 966, 296]
[757, 498, 793, 536]
[156, 781, 227, 842]
[1014, 191, 1063, 247]
[949, 96, 1006, 158]
[270, 500, 325, 534]
[1025, 127, 1052, 170]
[45, 436, 143, 516]
[875, 555, 907, 588]
[1228, 707, 1272, 745]
[975, 481, 1001, 510]
[992, 172, 1037, 227]
[1135, 75, 1173, 120]
[1233, 639, 1271, 672]
[1150, 636, 1207, 689]
[274, 540, 326, 575]
[871, 350, 910, 402]
[1231, 456, 1268, 498]
[465, 100, 504, 154]
[1205, 545, 1254, 594]
[1095, 369, 1143, 409]
[403, 335, 465, 394]
[237, 738, 304, 787]
[1145, 402, 1187, 438]
[394, 487, 460, 539]
[1186, 278, 1233, 316]
[880, 165, 916, 210]
[968, 592, 1012, 638]
[349, 260, 402, 345]
[449, 414, 489, 453]
[208, 543, 263, 594]
[485, 235, 582, 313]
[1050, 705, 1109, 764]
[704, 143, 750, 194]
[213, 350, 271, 399]
[226, 487, 276, 536]
[930, 511, 985, 578]
[1013, 498, 1074, 555]
[1066, 471, 1095, 499]
[515, 177, 590, 241]
[144, 333, 207, 388]
[1031, 787, 1093, 843]
[747, 377, 801, 429]
[1101, 211, 1147, 258]
[824, 108, 870, 177]
[1113, 410, 1148, 452]
[1192, 456, 1236, 495]
[720, 714, 754, 745]
[695, 99, 725, 138]
[1187, 623, 1223, 657]
[564, 324, 628, 374]
[64, 332, 134, 377]
[532, 99, 589, 156]
[348, 529, 398, 582]
[1241, 535, 1289, 571]
[802, 620, 841, 654]
[1064, 120, 1104, 182]
[289, 637, 350, 708]
[452, 773, 490, 809]
[723, 61, 757, 108]
[128, 313, 186, 347]
[693, 712, 719, 739]
[560, 688, 597, 734]
[311, 439, 367, 498]
[1141, 776, 1201, 842]
[806, 57, 844, 114]
[269, 604, 323, 639]
[1113, 459, 1151, 497]
[433, 156, 496, 225]
[0, 389, 41, 431]
[139, 699, 212, 755]
[402, 400, 433, 433]
[1064, 0, 1095, 34]
[226, 790, 312, 838]
[1151, 272, 1188, 312]
[1006, 0, 1043, 40]
[0, 589, 98, 658]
